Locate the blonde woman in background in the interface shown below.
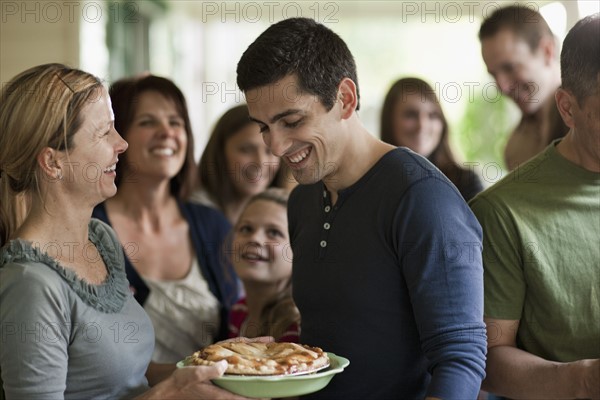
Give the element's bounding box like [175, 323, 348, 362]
[0, 63, 249, 399]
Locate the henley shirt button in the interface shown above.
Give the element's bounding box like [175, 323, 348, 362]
[324, 206, 331, 212]
[320, 240, 327, 248]
[323, 223, 331, 230]
[323, 191, 327, 198]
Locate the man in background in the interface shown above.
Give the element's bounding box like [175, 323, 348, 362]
[480, 5, 568, 170]
[471, 13, 599, 399]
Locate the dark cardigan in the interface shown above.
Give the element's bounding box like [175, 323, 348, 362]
[92, 201, 238, 341]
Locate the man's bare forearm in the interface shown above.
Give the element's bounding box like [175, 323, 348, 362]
[483, 346, 597, 399]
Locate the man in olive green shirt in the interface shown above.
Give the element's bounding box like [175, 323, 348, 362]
[470, 14, 600, 399]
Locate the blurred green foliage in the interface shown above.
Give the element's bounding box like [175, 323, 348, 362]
[454, 91, 517, 169]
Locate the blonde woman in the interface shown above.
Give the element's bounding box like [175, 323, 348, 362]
[0, 64, 249, 399]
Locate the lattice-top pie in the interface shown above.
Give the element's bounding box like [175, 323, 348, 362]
[185, 341, 330, 376]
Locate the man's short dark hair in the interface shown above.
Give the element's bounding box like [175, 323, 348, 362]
[561, 13, 600, 104]
[237, 17, 360, 111]
[479, 5, 553, 51]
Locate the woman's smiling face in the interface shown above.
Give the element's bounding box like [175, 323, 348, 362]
[122, 90, 187, 181]
[392, 92, 443, 158]
[225, 123, 280, 198]
[59, 87, 128, 206]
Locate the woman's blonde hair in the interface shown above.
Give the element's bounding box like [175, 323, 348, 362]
[0, 63, 103, 246]
[243, 187, 289, 210]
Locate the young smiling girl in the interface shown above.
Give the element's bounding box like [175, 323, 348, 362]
[227, 188, 300, 342]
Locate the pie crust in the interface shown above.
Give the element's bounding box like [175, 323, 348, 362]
[186, 342, 330, 376]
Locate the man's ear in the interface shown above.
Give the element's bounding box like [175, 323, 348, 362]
[36, 147, 63, 181]
[555, 88, 575, 129]
[337, 78, 358, 120]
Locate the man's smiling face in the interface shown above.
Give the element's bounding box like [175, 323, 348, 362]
[245, 74, 344, 185]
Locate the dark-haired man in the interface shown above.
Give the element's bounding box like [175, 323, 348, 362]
[471, 14, 600, 399]
[237, 17, 486, 399]
[480, 5, 568, 170]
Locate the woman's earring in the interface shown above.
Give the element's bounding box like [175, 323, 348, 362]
[57, 170, 63, 181]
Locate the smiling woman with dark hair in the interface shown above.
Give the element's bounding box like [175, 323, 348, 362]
[381, 77, 484, 201]
[92, 74, 238, 364]
[193, 104, 284, 224]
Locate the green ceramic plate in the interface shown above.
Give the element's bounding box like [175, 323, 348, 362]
[176, 352, 350, 398]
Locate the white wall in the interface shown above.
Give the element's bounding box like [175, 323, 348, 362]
[1, 0, 81, 84]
